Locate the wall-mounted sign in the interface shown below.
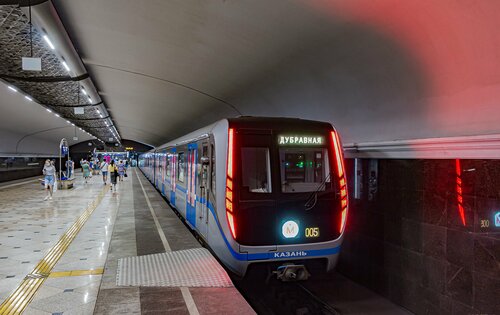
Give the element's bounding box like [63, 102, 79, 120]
[22, 57, 41, 71]
[279, 135, 324, 145]
[125, 147, 134, 151]
[495, 212, 500, 227]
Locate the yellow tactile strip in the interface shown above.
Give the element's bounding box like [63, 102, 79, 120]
[49, 268, 104, 278]
[0, 185, 109, 315]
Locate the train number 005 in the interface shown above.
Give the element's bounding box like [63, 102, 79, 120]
[305, 227, 320, 238]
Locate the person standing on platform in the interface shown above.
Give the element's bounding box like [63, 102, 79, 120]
[43, 159, 56, 201]
[88, 159, 94, 178]
[93, 158, 100, 174]
[124, 159, 128, 177]
[100, 159, 109, 184]
[82, 160, 91, 183]
[65, 158, 73, 179]
[117, 160, 125, 181]
[108, 160, 118, 191]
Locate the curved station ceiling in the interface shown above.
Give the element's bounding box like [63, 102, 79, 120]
[1, 0, 499, 156]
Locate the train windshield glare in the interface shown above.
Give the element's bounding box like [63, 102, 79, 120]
[280, 148, 330, 193]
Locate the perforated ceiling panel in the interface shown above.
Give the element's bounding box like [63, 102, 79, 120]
[0, 5, 115, 143]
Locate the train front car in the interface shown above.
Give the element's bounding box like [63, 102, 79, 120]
[223, 118, 348, 280]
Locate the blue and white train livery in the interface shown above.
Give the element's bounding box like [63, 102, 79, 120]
[139, 117, 349, 279]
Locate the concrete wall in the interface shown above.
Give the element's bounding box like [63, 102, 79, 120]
[0, 167, 43, 183]
[0, 81, 96, 157]
[0, 129, 60, 156]
[230, 1, 500, 145]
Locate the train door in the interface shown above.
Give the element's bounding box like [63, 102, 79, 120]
[154, 152, 159, 187]
[161, 151, 167, 195]
[169, 149, 176, 206]
[176, 146, 187, 217]
[208, 142, 217, 241]
[196, 140, 210, 239]
[186, 143, 198, 227]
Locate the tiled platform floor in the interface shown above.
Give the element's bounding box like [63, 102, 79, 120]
[0, 171, 117, 314]
[0, 169, 253, 315]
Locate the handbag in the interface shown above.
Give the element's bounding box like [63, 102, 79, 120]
[124, 173, 128, 177]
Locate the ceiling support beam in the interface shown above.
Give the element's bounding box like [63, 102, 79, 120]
[0, 73, 89, 82]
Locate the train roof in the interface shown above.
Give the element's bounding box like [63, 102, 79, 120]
[228, 116, 333, 129]
[151, 116, 334, 152]
[153, 120, 223, 151]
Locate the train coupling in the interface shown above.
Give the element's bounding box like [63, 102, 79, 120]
[274, 263, 311, 281]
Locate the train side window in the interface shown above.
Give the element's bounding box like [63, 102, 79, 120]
[178, 152, 185, 183]
[241, 147, 272, 193]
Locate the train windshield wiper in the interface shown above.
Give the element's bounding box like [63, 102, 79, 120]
[304, 172, 331, 211]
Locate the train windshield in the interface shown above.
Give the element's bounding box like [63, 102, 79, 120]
[235, 128, 344, 246]
[241, 147, 272, 193]
[279, 148, 330, 193]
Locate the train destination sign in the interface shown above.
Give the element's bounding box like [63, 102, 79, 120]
[279, 135, 324, 145]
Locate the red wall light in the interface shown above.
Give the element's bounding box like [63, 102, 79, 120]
[455, 159, 466, 226]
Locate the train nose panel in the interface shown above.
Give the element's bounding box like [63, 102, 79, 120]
[239, 244, 277, 260]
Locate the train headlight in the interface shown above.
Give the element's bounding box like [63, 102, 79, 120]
[282, 220, 299, 238]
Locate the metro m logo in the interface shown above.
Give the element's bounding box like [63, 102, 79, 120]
[282, 220, 299, 238]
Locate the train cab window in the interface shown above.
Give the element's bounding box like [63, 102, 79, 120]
[241, 147, 272, 194]
[280, 148, 330, 193]
[177, 152, 186, 183]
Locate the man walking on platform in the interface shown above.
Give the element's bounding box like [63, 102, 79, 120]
[100, 159, 109, 184]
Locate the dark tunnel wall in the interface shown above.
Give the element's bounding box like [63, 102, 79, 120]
[339, 159, 499, 314]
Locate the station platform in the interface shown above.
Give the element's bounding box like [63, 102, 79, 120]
[0, 169, 254, 315]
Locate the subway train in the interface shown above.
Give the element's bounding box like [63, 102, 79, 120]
[139, 117, 348, 280]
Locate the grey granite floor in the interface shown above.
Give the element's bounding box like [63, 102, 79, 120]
[94, 169, 254, 315]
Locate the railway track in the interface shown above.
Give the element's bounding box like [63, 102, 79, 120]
[233, 266, 341, 315]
